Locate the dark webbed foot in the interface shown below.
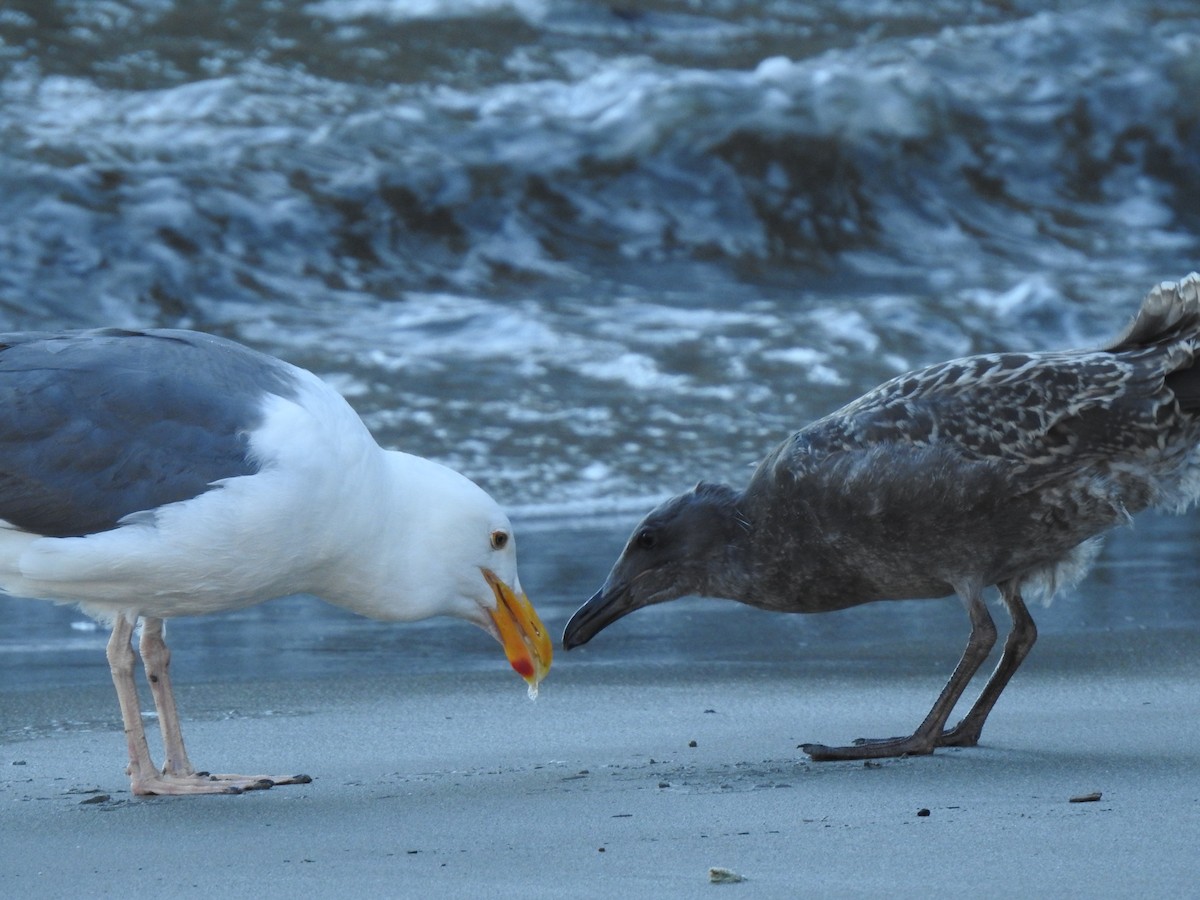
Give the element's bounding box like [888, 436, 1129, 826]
[936, 719, 984, 748]
[801, 733, 939, 761]
[801, 581, 1029, 763]
[801, 719, 986, 760]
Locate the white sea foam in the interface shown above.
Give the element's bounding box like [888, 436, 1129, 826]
[304, 0, 549, 23]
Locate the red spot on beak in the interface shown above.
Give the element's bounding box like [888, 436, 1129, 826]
[483, 567, 552, 695]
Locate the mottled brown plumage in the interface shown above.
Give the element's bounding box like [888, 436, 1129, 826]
[564, 274, 1200, 760]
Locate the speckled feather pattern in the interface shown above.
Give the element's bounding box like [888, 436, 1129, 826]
[737, 274, 1200, 610]
[564, 276, 1200, 758]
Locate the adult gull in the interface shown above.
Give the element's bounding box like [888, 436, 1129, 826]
[563, 274, 1200, 760]
[0, 328, 551, 794]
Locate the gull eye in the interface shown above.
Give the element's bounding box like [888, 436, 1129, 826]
[490, 530, 509, 551]
[634, 528, 656, 551]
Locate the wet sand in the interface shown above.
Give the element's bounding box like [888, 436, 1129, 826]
[3, 620, 1200, 898]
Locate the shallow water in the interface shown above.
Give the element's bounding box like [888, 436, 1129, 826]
[1, 1, 1200, 695]
[5, 508, 1200, 706]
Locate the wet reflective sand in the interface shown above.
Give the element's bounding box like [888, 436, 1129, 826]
[4, 511, 1200, 896]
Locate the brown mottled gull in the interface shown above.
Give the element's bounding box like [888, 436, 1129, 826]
[564, 274, 1200, 760]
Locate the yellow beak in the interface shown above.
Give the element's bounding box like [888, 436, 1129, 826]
[483, 569, 553, 697]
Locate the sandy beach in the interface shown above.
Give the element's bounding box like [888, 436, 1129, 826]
[3, 1, 1200, 896]
[3, 612, 1199, 898]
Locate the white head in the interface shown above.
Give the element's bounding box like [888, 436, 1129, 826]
[342, 451, 552, 694]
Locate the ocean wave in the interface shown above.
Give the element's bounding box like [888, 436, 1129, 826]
[2, 5, 1197, 320]
[303, 0, 550, 24]
[1, 1, 1198, 509]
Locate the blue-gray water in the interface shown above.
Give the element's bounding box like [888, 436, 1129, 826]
[2, 1, 1200, 707]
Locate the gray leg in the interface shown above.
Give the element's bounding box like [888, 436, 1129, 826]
[940, 579, 1036, 747]
[802, 582, 998, 761]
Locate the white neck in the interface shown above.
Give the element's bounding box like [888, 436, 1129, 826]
[313, 450, 491, 623]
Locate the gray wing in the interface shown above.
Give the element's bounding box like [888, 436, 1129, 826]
[793, 275, 1200, 469]
[747, 350, 1178, 590]
[794, 349, 1179, 471]
[0, 328, 301, 537]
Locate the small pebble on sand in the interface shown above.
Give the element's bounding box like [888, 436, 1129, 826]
[709, 867, 746, 884]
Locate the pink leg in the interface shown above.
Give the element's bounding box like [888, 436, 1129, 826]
[137, 618, 311, 793]
[105, 614, 309, 796]
[106, 613, 163, 792]
[138, 617, 195, 777]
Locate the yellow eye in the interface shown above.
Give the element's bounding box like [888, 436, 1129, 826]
[490, 530, 509, 550]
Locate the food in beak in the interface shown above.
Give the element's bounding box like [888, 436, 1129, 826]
[483, 569, 553, 698]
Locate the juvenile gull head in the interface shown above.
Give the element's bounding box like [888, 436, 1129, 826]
[564, 482, 745, 647]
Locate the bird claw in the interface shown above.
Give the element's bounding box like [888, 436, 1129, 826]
[852, 735, 907, 746]
[202, 773, 312, 789]
[938, 722, 983, 747]
[801, 735, 937, 761]
[130, 771, 312, 796]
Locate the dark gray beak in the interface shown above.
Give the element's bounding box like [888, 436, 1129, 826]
[561, 582, 634, 650]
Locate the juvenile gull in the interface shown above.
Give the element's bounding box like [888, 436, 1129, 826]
[0, 329, 551, 795]
[564, 274, 1200, 760]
